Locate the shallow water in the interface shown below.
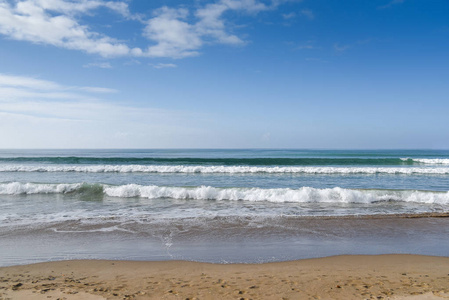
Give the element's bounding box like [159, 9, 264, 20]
[2, 216, 449, 266]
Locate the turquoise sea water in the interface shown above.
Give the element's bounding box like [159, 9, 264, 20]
[1, 149, 449, 265]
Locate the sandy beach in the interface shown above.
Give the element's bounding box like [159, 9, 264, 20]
[1, 255, 449, 300]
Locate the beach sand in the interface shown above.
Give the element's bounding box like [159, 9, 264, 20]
[1, 255, 449, 300]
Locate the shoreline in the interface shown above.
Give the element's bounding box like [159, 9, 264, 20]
[242, 211, 449, 219]
[2, 255, 449, 299]
[3, 215, 449, 267]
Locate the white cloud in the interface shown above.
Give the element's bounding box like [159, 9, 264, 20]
[0, 0, 282, 59]
[333, 43, 350, 52]
[0, 0, 137, 57]
[143, 7, 203, 58]
[151, 63, 177, 69]
[0, 73, 117, 101]
[0, 73, 206, 148]
[142, 1, 266, 58]
[83, 62, 113, 69]
[78, 86, 117, 93]
[0, 73, 61, 90]
[195, 2, 244, 45]
[24, 0, 131, 16]
[282, 12, 296, 20]
[300, 9, 314, 20]
[0, 86, 93, 101]
[123, 59, 141, 66]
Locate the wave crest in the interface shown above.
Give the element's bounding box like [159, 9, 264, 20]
[0, 182, 82, 195]
[404, 158, 449, 165]
[1, 165, 449, 174]
[1, 182, 448, 204]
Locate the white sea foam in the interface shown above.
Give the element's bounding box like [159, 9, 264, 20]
[0, 182, 82, 195]
[1, 182, 448, 204]
[400, 158, 449, 164]
[1, 164, 449, 174]
[104, 184, 449, 204]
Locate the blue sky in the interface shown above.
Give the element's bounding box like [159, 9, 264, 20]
[0, 0, 448, 148]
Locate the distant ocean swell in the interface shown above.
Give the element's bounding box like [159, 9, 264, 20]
[1, 157, 449, 165]
[1, 165, 449, 174]
[1, 182, 448, 204]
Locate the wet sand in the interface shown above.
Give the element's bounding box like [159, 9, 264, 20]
[1, 255, 449, 299]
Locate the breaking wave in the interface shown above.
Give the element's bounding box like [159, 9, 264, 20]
[1, 164, 449, 174]
[402, 158, 449, 165]
[1, 182, 448, 204]
[0, 182, 83, 195]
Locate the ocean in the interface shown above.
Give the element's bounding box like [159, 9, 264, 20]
[1, 149, 449, 266]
